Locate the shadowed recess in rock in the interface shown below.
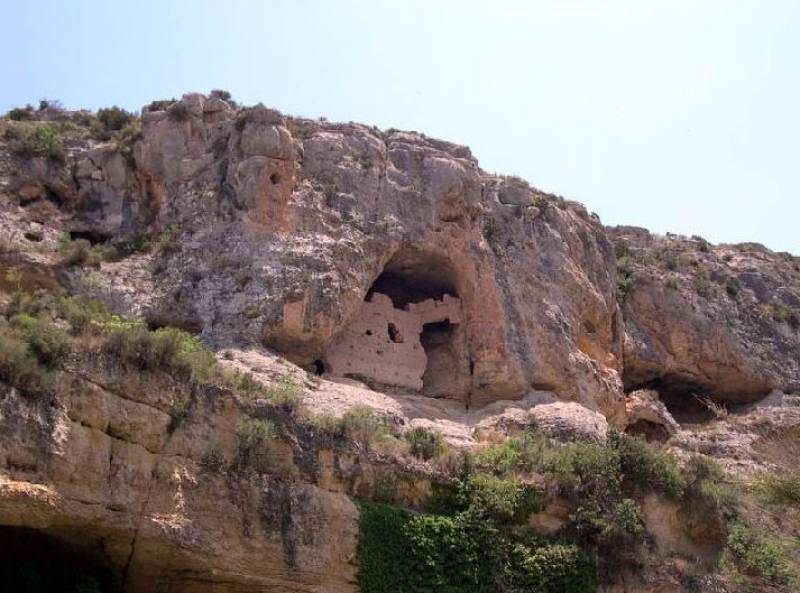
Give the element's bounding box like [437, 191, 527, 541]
[325, 248, 471, 400]
[0, 526, 119, 592]
[366, 248, 457, 308]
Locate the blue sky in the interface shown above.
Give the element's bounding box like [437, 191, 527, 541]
[3, 1, 798, 253]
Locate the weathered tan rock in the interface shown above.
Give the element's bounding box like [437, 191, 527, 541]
[323, 292, 463, 393]
[610, 227, 800, 403]
[528, 401, 609, 443]
[625, 389, 680, 436]
[0, 376, 362, 593]
[1, 93, 627, 422]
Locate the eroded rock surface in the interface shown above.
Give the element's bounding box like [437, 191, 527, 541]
[611, 227, 800, 405]
[1, 93, 627, 422]
[1, 94, 800, 593]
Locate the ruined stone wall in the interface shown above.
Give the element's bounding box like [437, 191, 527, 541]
[323, 293, 462, 391]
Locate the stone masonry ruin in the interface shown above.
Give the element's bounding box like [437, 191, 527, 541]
[323, 249, 470, 400]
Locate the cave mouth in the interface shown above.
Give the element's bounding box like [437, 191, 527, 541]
[0, 526, 119, 593]
[366, 248, 458, 308]
[323, 248, 469, 400]
[631, 377, 722, 425]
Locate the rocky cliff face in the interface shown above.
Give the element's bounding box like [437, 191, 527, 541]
[1, 94, 798, 593]
[610, 226, 800, 406]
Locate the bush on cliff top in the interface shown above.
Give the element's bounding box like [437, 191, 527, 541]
[4, 122, 65, 161]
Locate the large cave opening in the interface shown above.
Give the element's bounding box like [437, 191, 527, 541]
[632, 376, 722, 425]
[0, 526, 119, 592]
[366, 248, 458, 308]
[325, 248, 470, 400]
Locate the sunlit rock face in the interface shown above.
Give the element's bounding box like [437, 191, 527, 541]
[2, 92, 626, 420]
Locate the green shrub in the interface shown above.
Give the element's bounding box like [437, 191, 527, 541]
[200, 442, 227, 472]
[209, 89, 236, 106]
[356, 502, 596, 593]
[96, 106, 133, 133]
[692, 271, 712, 298]
[305, 412, 344, 436]
[341, 405, 389, 445]
[230, 371, 267, 398]
[726, 522, 793, 584]
[167, 102, 190, 122]
[103, 324, 217, 382]
[152, 226, 179, 255]
[6, 122, 65, 161]
[503, 535, 597, 593]
[543, 439, 621, 496]
[238, 417, 276, 447]
[533, 195, 551, 214]
[168, 398, 191, 432]
[6, 105, 35, 121]
[681, 455, 738, 514]
[0, 324, 53, 394]
[609, 431, 686, 498]
[482, 216, 497, 243]
[768, 301, 800, 329]
[62, 295, 109, 333]
[10, 314, 70, 367]
[405, 426, 446, 461]
[724, 277, 740, 298]
[263, 375, 304, 409]
[57, 237, 117, 267]
[236, 417, 296, 475]
[144, 99, 175, 112]
[234, 109, 253, 131]
[465, 473, 544, 524]
[6, 290, 109, 335]
[754, 470, 800, 507]
[472, 432, 548, 476]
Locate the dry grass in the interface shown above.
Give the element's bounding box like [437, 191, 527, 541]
[694, 394, 729, 419]
[753, 426, 800, 471]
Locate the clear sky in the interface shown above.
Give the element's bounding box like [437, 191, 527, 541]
[3, 1, 798, 253]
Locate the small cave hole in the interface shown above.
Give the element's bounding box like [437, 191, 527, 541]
[311, 359, 325, 376]
[387, 322, 403, 343]
[24, 231, 43, 242]
[68, 230, 110, 246]
[269, 173, 281, 185]
[365, 329, 372, 336]
[44, 185, 64, 207]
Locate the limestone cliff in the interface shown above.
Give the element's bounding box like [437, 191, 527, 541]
[0, 94, 798, 593]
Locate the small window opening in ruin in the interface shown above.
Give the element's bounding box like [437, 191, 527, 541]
[365, 329, 372, 336]
[387, 322, 403, 342]
[420, 319, 459, 396]
[269, 172, 281, 185]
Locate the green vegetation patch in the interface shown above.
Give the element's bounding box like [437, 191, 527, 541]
[357, 478, 596, 593]
[725, 521, 795, 585]
[3, 122, 65, 161]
